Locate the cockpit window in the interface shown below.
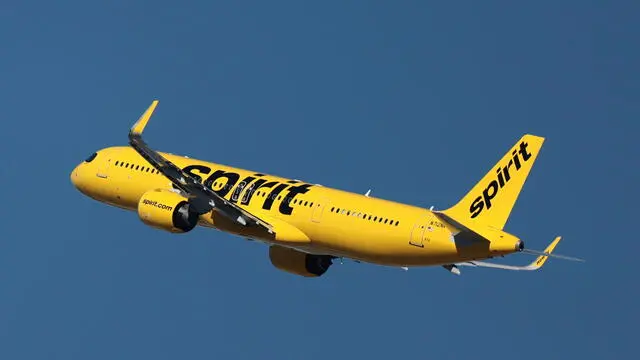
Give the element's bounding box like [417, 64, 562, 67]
[84, 152, 97, 163]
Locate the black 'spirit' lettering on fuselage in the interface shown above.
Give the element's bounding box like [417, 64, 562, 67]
[178, 164, 313, 215]
[231, 174, 257, 203]
[263, 183, 289, 210]
[279, 183, 312, 215]
[204, 170, 240, 198]
[241, 177, 268, 205]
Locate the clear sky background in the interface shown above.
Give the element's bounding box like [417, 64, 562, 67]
[1, 1, 638, 359]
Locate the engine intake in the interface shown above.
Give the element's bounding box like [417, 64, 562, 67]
[137, 189, 199, 233]
[269, 245, 333, 277]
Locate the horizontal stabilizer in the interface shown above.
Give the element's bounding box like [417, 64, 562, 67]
[450, 236, 581, 273]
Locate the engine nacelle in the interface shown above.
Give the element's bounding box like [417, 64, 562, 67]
[269, 246, 333, 277]
[137, 189, 199, 233]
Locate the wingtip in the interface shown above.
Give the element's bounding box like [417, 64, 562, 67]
[130, 100, 159, 136]
[529, 236, 562, 269]
[546, 236, 562, 253]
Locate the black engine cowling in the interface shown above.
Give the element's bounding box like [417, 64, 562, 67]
[137, 189, 199, 233]
[269, 245, 333, 277]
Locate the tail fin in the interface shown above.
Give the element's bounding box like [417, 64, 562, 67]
[442, 134, 545, 230]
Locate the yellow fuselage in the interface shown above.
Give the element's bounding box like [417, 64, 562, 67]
[71, 146, 518, 267]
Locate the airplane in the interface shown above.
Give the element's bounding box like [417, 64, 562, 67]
[70, 100, 582, 277]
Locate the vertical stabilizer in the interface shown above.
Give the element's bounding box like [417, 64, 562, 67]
[442, 134, 545, 230]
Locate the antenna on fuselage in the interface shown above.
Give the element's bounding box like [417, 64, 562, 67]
[365, 189, 372, 197]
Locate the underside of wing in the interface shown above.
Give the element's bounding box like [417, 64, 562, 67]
[128, 100, 274, 233]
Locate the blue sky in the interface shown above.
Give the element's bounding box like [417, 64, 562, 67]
[1, 1, 638, 359]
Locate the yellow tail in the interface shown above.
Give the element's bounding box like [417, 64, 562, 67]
[442, 134, 545, 230]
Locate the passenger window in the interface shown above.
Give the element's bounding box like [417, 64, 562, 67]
[395, 221, 399, 226]
[310, 202, 314, 207]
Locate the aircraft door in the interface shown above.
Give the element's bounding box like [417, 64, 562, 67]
[409, 222, 426, 247]
[409, 213, 437, 247]
[96, 157, 111, 179]
[311, 197, 330, 223]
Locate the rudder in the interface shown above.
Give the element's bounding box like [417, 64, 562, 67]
[442, 134, 545, 230]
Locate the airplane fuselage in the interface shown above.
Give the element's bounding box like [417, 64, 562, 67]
[71, 146, 518, 267]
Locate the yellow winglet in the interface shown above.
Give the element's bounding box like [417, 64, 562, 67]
[530, 236, 562, 269]
[130, 100, 159, 136]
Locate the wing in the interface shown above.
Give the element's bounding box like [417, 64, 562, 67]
[128, 100, 274, 233]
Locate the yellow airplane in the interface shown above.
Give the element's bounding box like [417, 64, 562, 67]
[70, 101, 582, 277]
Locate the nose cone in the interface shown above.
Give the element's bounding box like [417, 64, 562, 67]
[70, 164, 83, 190]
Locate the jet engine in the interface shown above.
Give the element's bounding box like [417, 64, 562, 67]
[137, 189, 199, 233]
[269, 245, 333, 277]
